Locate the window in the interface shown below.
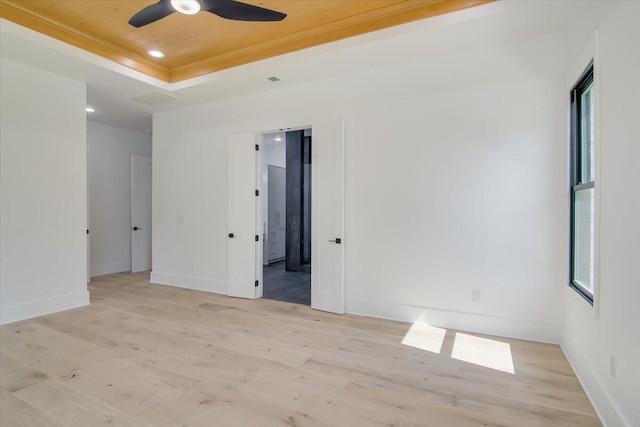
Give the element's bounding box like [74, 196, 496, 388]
[570, 63, 595, 304]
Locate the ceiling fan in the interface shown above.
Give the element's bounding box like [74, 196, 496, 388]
[129, 0, 287, 28]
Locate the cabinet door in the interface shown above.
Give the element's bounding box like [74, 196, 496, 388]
[267, 165, 286, 262]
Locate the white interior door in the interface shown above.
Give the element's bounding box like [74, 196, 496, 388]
[311, 120, 345, 314]
[228, 133, 261, 299]
[131, 155, 152, 273]
[267, 165, 286, 263]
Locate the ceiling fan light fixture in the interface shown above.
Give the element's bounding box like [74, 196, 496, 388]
[170, 0, 201, 15]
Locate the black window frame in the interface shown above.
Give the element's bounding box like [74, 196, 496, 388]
[569, 62, 595, 304]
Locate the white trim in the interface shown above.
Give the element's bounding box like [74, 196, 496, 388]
[150, 271, 227, 294]
[90, 261, 130, 277]
[345, 297, 561, 344]
[0, 290, 90, 325]
[561, 333, 631, 427]
[254, 137, 263, 299]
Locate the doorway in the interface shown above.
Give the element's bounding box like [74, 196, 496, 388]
[261, 129, 312, 305]
[227, 120, 344, 313]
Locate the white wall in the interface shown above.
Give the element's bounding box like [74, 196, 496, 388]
[0, 57, 88, 325]
[88, 121, 152, 276]
[153, 30, 566, 342]
[562, 3, 640, 426]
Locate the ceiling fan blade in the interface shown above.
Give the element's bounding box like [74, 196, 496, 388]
[204, 0, 286, 22]
[129, 0, 175, 27]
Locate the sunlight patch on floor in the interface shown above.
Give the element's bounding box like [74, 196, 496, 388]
[401, 322, 447, 354]
[451, 332, 515, 374]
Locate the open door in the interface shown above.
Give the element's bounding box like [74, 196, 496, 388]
[228, 122, 344, 310]
[227, 133, 262, 299]
[311, 120, 345, 314]
[131, 155, 152, 273]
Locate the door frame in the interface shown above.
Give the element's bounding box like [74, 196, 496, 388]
[256, 122, 345, 313]
[257, 126, 310, 300]
[86, 140, 91, 283]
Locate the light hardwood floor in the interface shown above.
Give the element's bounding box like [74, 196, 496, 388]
[1, 272, 601, 426]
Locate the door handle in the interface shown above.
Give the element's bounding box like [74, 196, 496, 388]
[228, 233, 235, 238]
[132, 226, 140, 231]
[329, 238, 342, 244]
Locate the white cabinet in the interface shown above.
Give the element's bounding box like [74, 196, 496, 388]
[267, 165, 286, 263]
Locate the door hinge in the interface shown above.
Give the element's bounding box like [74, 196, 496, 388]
[255, 280, 259, 287]
[255, 144, 260, 151]
[255, 235, 259, 242]
[255, 189, 259, 196]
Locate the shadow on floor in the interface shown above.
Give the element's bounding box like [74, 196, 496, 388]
[263, 261, 310, 305]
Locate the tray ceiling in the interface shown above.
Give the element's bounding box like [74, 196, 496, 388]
[0, 0, 494, 82]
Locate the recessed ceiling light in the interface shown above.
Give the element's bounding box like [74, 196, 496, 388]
[148, 50, 165, 58]
[274, 137, 282, 141]
[86, 107, 95, 113]
[170, 0, 201, 15]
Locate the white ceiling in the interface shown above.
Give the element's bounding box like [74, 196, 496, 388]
[0, 1, 611, 133]
[262, 131, 285, 147]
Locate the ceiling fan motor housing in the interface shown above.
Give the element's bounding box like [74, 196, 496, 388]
[129, 0, 287, 28]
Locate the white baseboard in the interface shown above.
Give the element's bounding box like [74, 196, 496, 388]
[0, 290, 90, 325]
[150, 272, 227, 295]
[91, 261, 130, 277]
[561, 334, 630, 427]
[345, 297, 561, 344]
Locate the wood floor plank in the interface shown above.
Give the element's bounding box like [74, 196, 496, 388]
[13, 379, 150, 427]
[0, 354, 49, 394]
[0, 390, 66, 427]
[0, 272, 601, 427]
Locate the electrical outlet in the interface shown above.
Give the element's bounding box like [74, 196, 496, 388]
[610, 356, 617, 379]
[189, 261, 195, 270]
[177, 215, 185, 224]
[472, 289, 481, 302]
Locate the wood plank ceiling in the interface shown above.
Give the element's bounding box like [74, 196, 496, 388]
[0, 0, 494, 83]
